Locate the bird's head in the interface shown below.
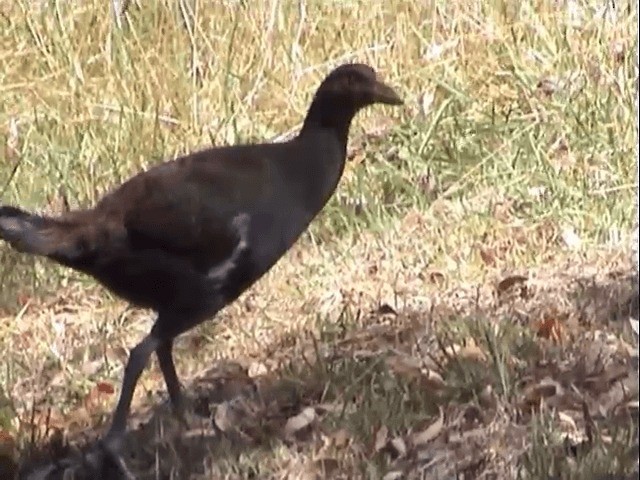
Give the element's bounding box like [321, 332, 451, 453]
[314, 63, 404, 109]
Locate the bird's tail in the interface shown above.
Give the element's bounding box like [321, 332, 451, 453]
[0, 205, 95, 263]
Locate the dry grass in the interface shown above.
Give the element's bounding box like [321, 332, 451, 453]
[0, 0, 637, 479]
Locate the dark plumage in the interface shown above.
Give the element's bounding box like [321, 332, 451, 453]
[2, 63, 402, 475]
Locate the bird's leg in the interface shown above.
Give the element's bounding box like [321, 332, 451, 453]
[80, 332, 160, 477]
[156, 338, 189, 426]
[104, 332, 161, 444]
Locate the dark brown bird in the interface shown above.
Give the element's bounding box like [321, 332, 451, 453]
[3, 63, 403, 476]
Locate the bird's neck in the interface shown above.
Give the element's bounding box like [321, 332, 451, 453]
[299, 96, 358, 152]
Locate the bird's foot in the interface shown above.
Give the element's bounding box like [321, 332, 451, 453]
[81, 436, 136, 480]
[49, 436, 135, 480]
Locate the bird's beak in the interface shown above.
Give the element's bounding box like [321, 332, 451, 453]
[372, 80, 404, 105]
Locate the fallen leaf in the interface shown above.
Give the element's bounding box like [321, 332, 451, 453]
[383, 472, 404, 480]
[376, 303, 397, 316]
[374, 425, 389, 453]
[629, 318, 639, 336]
[389, 436, 407, 458]
[386, 354, 446, 390]
[385, 354, 421, 379]
[96, 381, 115, 395]
[443, 338, 488, 364]
[213, 401, 240, 432]
[478, 385, 496, 409]
[557, 411, 577, 431]
[536, 77, 559, 97]
[560, 225, 582, 249]
[457, 340, 488, 362]
[428, 270, 446, 284]
[410, 408, 444, 447]
[421, 368, 446, 390]
[5, 117, 19, 161]
[479, 246, 497, 266]
[535, 317, 565, 344]
[82, 381, 117, 417]
[522, 377, 563, 408]
[347, 147, 366, 165]
[330, 428, 351, 449]
[420, 90, 435, 116]
[496, 275, 528, 298]
[315, 402, 342, 415]
[284, 407, 316, 437]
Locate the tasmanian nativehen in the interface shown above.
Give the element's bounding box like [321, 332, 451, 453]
[2, 63, 403, 475]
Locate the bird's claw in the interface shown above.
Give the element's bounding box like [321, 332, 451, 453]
[33, 437, 136, 480]
[82, 437, 136, 480]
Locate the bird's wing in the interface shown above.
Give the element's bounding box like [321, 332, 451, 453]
[109, 156, 266, 272]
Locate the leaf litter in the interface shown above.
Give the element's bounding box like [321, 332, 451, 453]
[7, 248, 638, 479]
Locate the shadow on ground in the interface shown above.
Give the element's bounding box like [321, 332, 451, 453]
[12, 263, 640, 479]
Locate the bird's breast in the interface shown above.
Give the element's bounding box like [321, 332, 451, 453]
[245, 205, 314, 272]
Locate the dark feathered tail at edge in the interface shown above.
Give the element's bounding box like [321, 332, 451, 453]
[0, 205, 90, 262]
